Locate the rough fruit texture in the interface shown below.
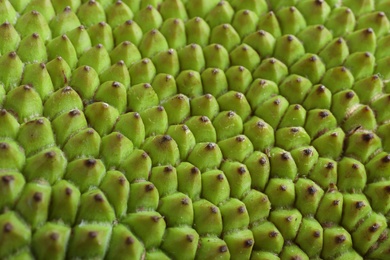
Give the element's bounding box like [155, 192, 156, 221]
[0, 1, 389, 259]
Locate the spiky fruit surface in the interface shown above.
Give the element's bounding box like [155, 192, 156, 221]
[0, 1, 390, 259]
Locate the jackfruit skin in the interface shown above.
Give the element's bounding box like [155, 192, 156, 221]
[0, 1, 390, 260]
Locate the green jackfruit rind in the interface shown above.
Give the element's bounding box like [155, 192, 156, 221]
[1, 1, 390, 259]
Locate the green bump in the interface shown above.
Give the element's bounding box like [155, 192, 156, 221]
[341, 193, 371, 232]
[17, 117, 55, 156]
[49, 7, 81, 38]
[257, 11, 282, 38]
[99, 171, 129, 217]
[127, 83, 159, 112]
[151, 73, 177, 101]
[84, 102, 119, 136]
[275, 127, 311, 151]
[134, 5, 163, 33]
[69, 65, 100, 101]
[159, 0, 188, 20]
[78, 44, 111, 75]
[185, 116, 217, 143]
[201, 170, 229, 204]
[113, 20, 143, 47]
[105, 225, 144, 260]
[195, 237, 230, 259]
[203, 44, 230, 70]
[210, 23, 241, 52]
[276, 6, 307, 35]
[17, 33, 47, 64]
[139, 106, 169, 137]
[76, 189, 116, 223]
[166, 124, 196, 161]
[128, 181, 159, 212]
[319, 37, 350, 69]
[158, 192, 193, 226]
[105, 0, 134, 28]
[185, 17, 211, 47]
[99, 61, 131, 89]
[0, 22, 20, 55]
[0, 110, 19, 139]
[295, 178, 324, 215]
[251, 221, 284, 254]
[142, 135, 180, 166]
[246, 79, 278, 109]
[0, 172, 25, 211]
[303, 84, 332, 110]
[43, 86, 83, 120]
[0, 52, 24, 92]
[243, 30, 276, 58]
[23, 147, 67, 184]
[190, 93, 219, 119]
[344, 131, 382, 163]
[206, 1, 234, 28]
[193, 199, 223, 236]
[225, 65, 253, 93]
[242, 189, 271, 223]
[162, 94, 190, 125]
[188, 143, 223, 172]
[176, 162, 201, 200]
[243, 117, 275, 152]
[21, 63, 54, 101]
[295, 217, 323, 258]
[0, 211, 31, 259]
[365, 152, 390, 183]
[297, 0, 331, 25]
[121, 211, 166, 249]
[220, 161, 252, 198]
[229, 44, 261, 72]
[67, 224, 111, 259]
[62, 128, 101, 160]
[253, 58, 288, 84]
[100, 132, 134, 169]
[279, 104, 307, 128]
[15, 10, 51, 41]
[308, 158, 337, 189]
[213, 111, 243, 141]
[88, 22, 114, 51]
[128, 58, 156, 85]
[219, 198, 249, 232]
[32, 223, 71, 260]
[290, 146, 320, 176]
[346, 28, 377, 54]
[139, 29, 169, 58]
[312, 127, 345, 160]
[161, 227, 199, 259]
[315, 184, 343, 225]
[223, 230, 254, 260]
[273, 34, 305, 67]
[244, 152, 270, 192]
[76, 0, 106, 27]
[64, 158, 106, 193]
[365, 180, 390, 214]
[3, 85, 42, 123]
[290, 54, 326, 84]
[15, 181, 51, 229]
[152, 49, 180, 77]
[254, 95, 289, 129]
[49, 180, 80, 225]
[232, 10, 259, 38]
[304, 109, 337, 139]
[321, 226, 352, 259]
[179, 43, 205, 72]
[217, 91, 251, 121]
[269, 148, 298, 180]
[297, 25, 332, 54]
[265, 178, 295, 208]
[352, 75, 383, 104]
[325, 7, 356, 37]
[344, 51, 375, 80]
[160, 18, 186, 49]
[200, 68, 228, 98]
[269, 209, 302, 240]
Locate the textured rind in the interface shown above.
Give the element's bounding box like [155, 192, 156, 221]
[0, 0, 390, 259]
